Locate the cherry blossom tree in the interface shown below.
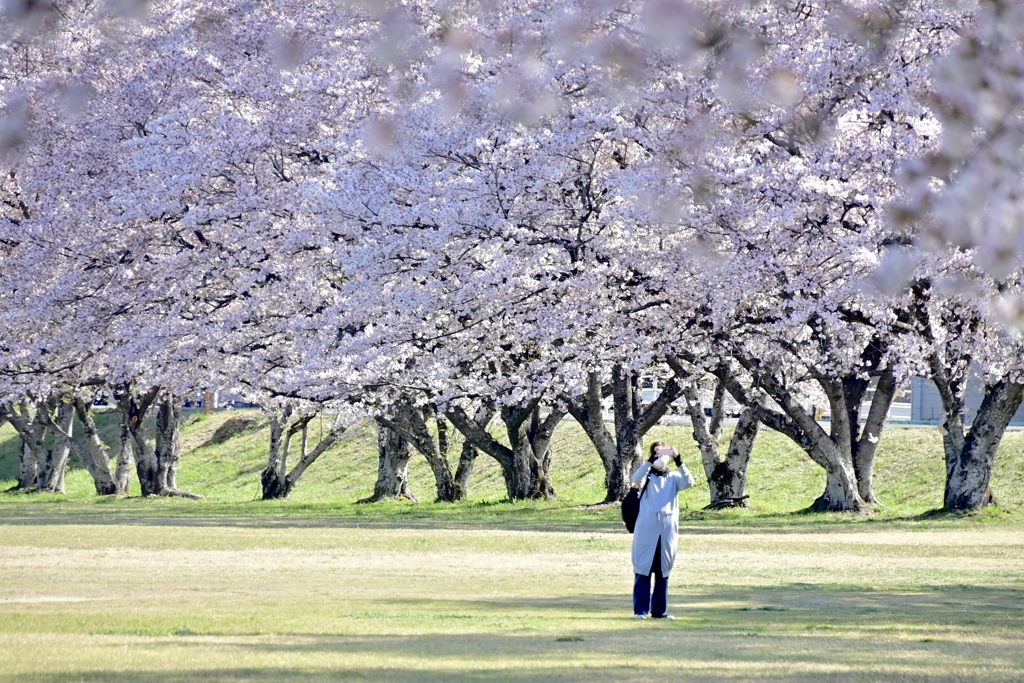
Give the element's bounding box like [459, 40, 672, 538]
[899, 261, 1024, 511]
[890, 0, 1024, 511]
[4, 0, 1022, 515]
[627, 0, 967, 511]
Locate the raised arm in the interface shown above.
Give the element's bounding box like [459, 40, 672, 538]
[676, 462, 696, 492]
[632, 461, 652, 486]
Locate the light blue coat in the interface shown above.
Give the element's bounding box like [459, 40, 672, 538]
[630, 461, 696, 576]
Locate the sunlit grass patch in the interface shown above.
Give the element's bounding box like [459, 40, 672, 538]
[0, 520, 1022, 682]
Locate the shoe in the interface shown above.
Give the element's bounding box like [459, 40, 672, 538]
[634, 614, 649, 620]
[652, 615, 675, 620]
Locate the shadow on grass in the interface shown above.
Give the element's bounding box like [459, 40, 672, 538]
[912, 506, 1017, 520]
[7, 630, 1024, 683]
[344, 584, 1024, 640]
[6, 585, 1024, 682]
[0, 511, 620, 533]
[7, 621, 1024, 683]
[0, 507, 1015, 535]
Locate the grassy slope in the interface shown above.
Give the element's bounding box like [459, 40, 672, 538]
[1, 409, 1021, 524]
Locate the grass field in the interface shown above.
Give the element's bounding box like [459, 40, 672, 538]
[1, 411, 1023, 680]
[1, 519, 1022, 681]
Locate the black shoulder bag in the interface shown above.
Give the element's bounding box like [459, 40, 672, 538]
[621, 476, 650, 533]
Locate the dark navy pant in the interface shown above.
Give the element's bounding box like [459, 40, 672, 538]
[633, 538, 669, 617]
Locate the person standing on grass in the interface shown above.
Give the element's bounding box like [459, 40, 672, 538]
[631, 441, 695, 620]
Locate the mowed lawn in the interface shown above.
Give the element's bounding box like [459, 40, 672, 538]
[1, 518, 1022, 682]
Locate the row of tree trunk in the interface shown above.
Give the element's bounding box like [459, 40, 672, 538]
[1, 386, 198, 499]
[666, 348, 1018, 513]
[5, 369, 1014, 515]
[348, 351, 1017, 514]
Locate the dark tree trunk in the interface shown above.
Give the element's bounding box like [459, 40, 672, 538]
[942, 379, 1024, 511]
[613, 367, 680, 501]
[72, 398, 123, 496]
[922, 347, 1022, 511]
[712, 410, 759, 503]
[261, 410, 291, 500]
[453, 440, 478, 500]
[287, 415, 346, 494]
[610, 365, 645, 477]
[358, 418, 416, 503]
[811, 378, 867, 512]
[502, 407, 539, 500]
[114, 387, 200, 498]
[39, 402, 74, 494]
[502, 402, 565, 500]
[375, 402, 468, 502]
[24, 402, 48, 491]
[565, 366, 684, 503]
[114, 405, 133, 493]
[129, 422, 160, 496]
[262, 410, 349, 500]
[850, 367, 898, 504]
[2, 399, 52, 492]
[438, 409, 480, 501]
[526, 404, 563, 498]
[682, 380, 758, 507]
[115, 385, 162, 496]
[688, 355, 868, 513]
[155, 395, 185, 492]
[806, 462, 864, 512]
[408, 405, 457, 502]
[907, 285, 1021, 512]
[446, 399, 563, 501]
[22, 402, 49, 491]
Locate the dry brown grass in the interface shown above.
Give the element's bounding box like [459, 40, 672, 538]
[0, 519, 1022, 682]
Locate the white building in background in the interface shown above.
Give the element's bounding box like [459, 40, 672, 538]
[637, 376, 745, 418]
[910, 375, 1024, 426]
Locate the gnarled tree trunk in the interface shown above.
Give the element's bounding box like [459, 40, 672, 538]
[935, 373, 1024, 511]
[38, 402, 74, 494]
[565, 365, 684, 502]
[115, 385, 161, 496]
[155, 395, 184, 492]
[453, 440, 478, 499]
[405, 404, 457, 501]
[689, 355, 868, 513]
[260, 410, 290, 499]
[910, 284, 1021, 511]
[115, 386, 199, 498]
[374, 402, 456, 502]
[71, 397, 124, 495]
[2, 399, 53, 492]
[261, 409, 349, 500]
[682, 380, 759, 507]
[114, 404, 133, 493]
[806, 377, 866, 512]
[358, 417, 416, 503]
[446, 399, 564, 501]
[844, 366, 898, 505]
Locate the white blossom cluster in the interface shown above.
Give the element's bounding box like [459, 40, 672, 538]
[0, 0, 1021, 427]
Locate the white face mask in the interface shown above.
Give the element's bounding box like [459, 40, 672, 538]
[652, 455, 670, 471]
